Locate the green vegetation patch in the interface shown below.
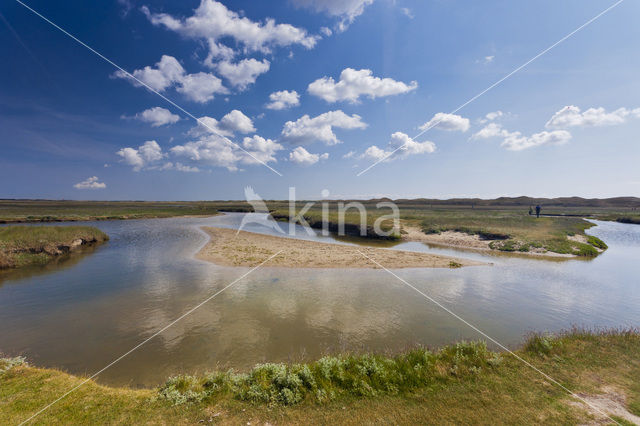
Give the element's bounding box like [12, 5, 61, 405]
[0, 200, 220, 223]
[0, 226, 109, 270]
[587, 235, 608, 250]
[156, 341, 499, 406]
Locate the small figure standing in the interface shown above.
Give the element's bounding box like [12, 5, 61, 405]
[529, 206, 533, 216]
[535, 205, 541, 218]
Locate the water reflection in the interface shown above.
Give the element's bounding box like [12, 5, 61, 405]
[0, 214, 638, 387]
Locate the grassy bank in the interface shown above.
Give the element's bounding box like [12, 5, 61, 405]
[0, 200, 220, 223]
[268, 203, 608, 256]
[413, 209, 608, 256]
[0, 226, 109, 270]
[1, 330, 639, 424]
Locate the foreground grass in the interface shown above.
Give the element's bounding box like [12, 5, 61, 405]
[0, 226, 109, 270]
[1, 330, 639, 424]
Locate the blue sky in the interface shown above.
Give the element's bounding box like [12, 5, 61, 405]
[1, 0, 640, 200]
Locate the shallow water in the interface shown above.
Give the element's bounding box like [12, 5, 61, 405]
[0, 213, 638, 387]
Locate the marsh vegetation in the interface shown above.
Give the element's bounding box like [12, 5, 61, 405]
[0, 226, 109, 270]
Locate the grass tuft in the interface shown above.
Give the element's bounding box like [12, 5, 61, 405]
[0, 356, 26, 375]
[587, 235, 608, 250]
[155, 342, 495, 406]
[523, 333, 560, 356]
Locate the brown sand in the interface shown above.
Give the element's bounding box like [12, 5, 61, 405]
[196, 227, 483, 269]
[402, 226, 492, 250]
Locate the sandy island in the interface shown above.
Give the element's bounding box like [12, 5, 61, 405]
[197, 227, 483, 269]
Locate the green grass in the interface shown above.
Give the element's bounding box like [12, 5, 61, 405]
[155, 340, 499, 406]
[0, 200, 221, 223]
[587, 235, 608, 250]
[1, 330, 639, 424]
[0, 226, 109, 270]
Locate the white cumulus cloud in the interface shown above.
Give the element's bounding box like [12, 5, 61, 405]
[113, 55, 227, 103]
[170, 134, 283, 171]
[485, 111, 503, 121]
[116, 137, 274, 173]
[471, 123, 571, 151]
[389, 131, 436, 155]
[360, 132, 436, 162]
[176, 71, 227, 103]
[400, 7, 414, 19]
[216, 58, 270, 90]
[360, 145, 389, 162]
[241, 135, 284, 165]
[501, 131, 572, 151]
[114, 55, 184, 92]
[266, 90, 300, 110]
[142, 0, 318, 57]
[189, 110, 255, 138]
[470, 122, 506, 140]
[219, 110, 256, 134]
[477, 110, 504, 124]
[320, 26, 333, 37]
[116, 140, 166, 171]
[280, 110, 367, 145]
[420, 112, 470, 132]
[203, 40, 236, 67]
[289, 146, 329, 165]
[74, 176, 106, 190]
[308, 68, 417, 103]
[545, 105, 640, 129]
[129, 107, 180, 127]
[291, 0, 374, 31]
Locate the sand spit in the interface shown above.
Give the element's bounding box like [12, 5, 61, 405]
[197, 227, 483, 269]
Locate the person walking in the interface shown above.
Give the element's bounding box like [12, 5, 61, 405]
[535, 205, 541, 218]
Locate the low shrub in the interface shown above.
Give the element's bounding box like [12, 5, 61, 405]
[574, 243, 598, 257]
[156, 342, 496, 406]
[587, 236, 608, 250]
[0, 356, 26, 374]
[523, 334, 560, 356]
